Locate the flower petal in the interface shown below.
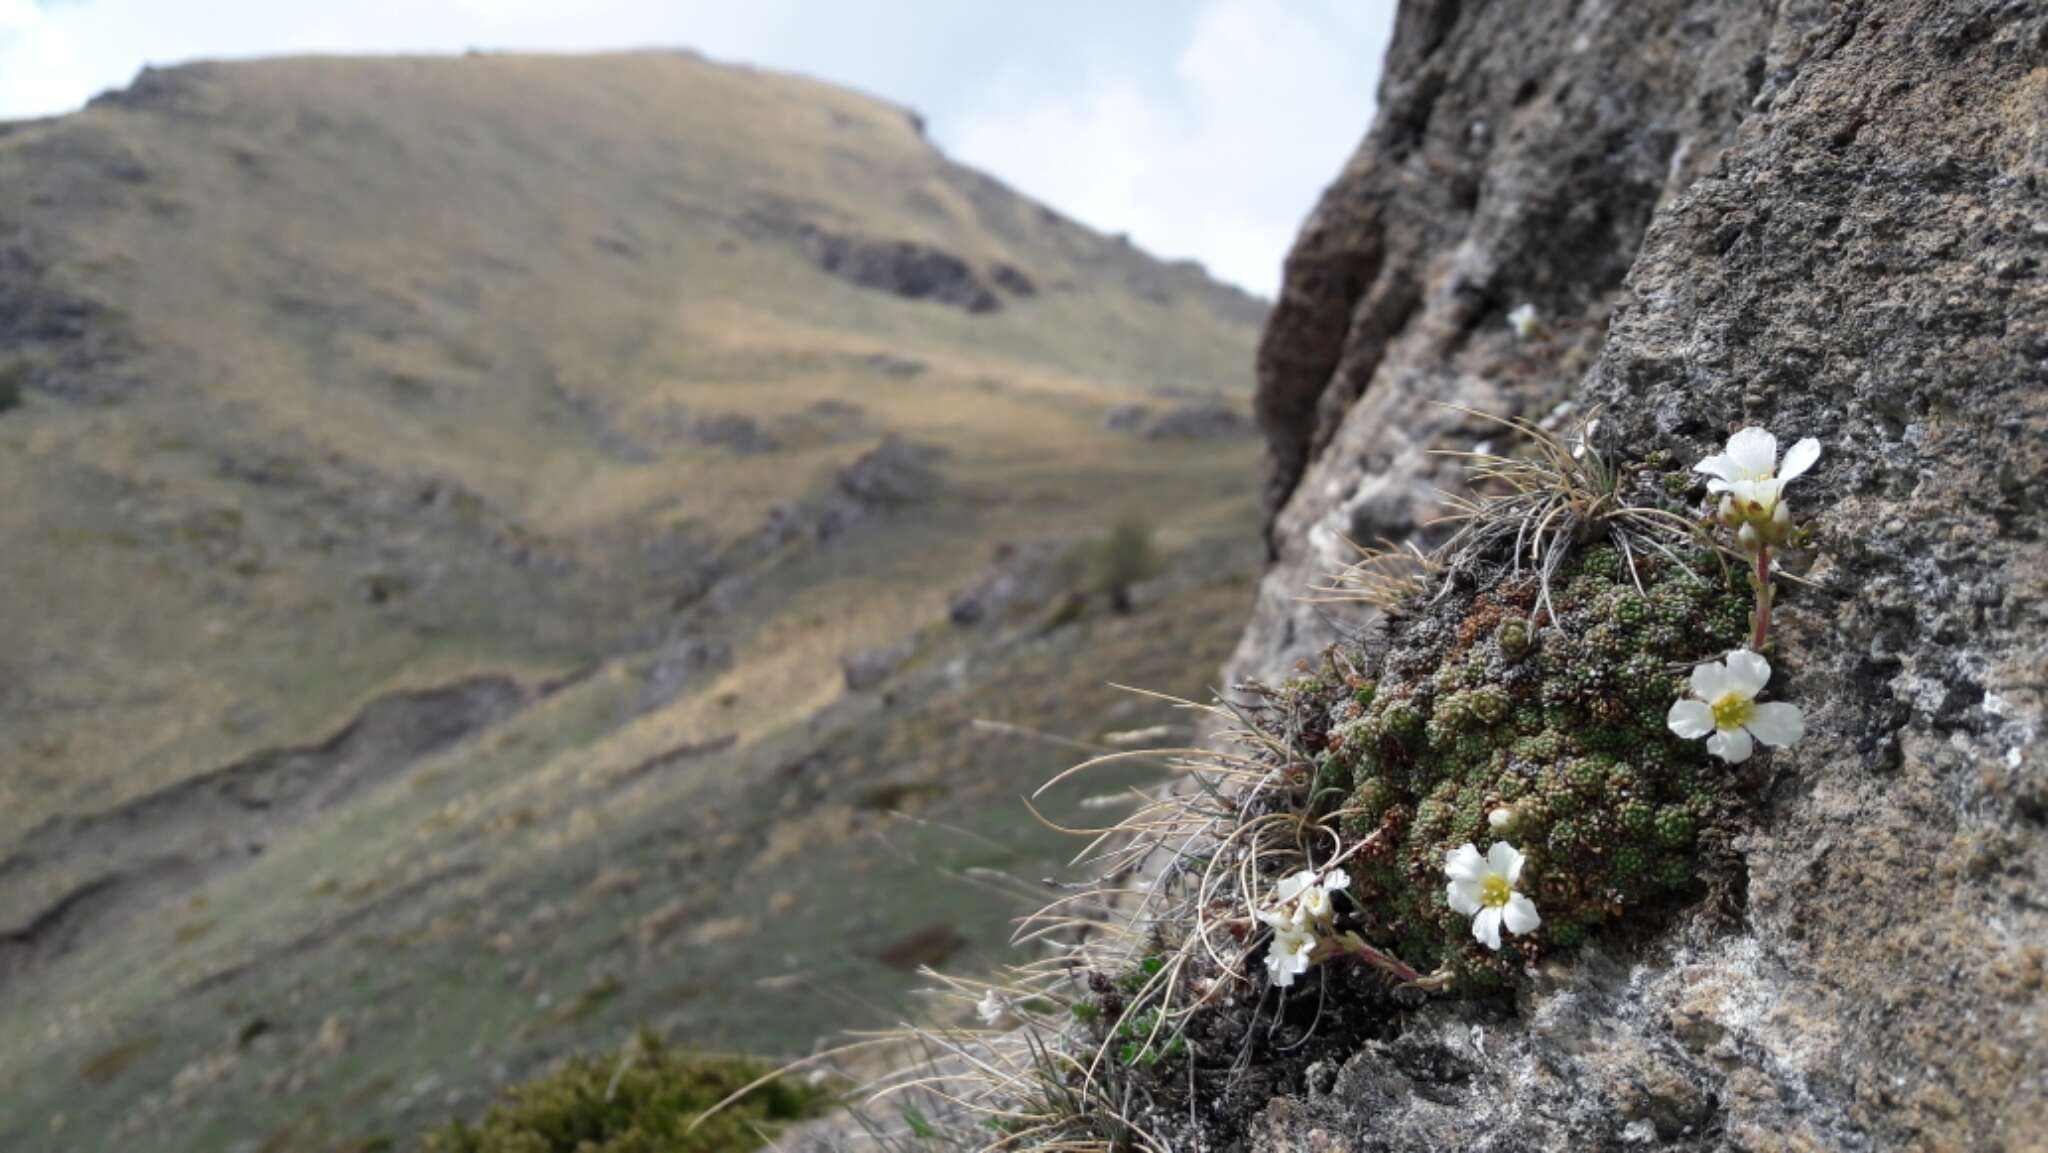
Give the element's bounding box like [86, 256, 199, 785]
[1285, 927, 1319, 959]
[1667, 699, 1716, 739]
[1778, 437, 1821, 482]
[1486, 841, 1525, 886]
[1726, 478, 1783, 516]
[1472, 906, 1503, 951]
[1725, 427, 1778, 478]
[1723, 649, 1771, 698]
[1502, 893, 1542, 936]
[1300, 888, 1330, 919]
[1266, 948, 1296, 987]
[1444, 843, 1487, 882]
[1689, 662, 1730, 702]
[1693, 453, 1738, 482]
[1447, 879, 1484, 916]
[1274, 870, 1316, 903]
[1745, 701, 1806, 748]
[1707, 727, 1754, 764]
[1323, 869, 1351, 893]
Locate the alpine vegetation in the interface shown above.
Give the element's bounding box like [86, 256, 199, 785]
[1443, 841, 1540, 951]
[714, 418, 1825, 1152]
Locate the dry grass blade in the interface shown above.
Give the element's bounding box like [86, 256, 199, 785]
[1425, 403, 1725, 616]
[1305, 535, 1438, 609]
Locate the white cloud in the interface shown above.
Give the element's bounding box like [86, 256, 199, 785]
[943, 0, 1394, 295]
[0, 0, 87, 118]
[0, 0, 1394, 296]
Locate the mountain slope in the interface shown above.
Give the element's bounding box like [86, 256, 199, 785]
[1, 50, 1258, 834]
[0, 52, 1265, 1152]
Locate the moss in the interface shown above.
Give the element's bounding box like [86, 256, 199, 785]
[1331, 545, 1750, 985]
[1495, 615, 1532, 659]
[1620, 800, 1656, 839]
[421, 1031, 831, 1153]
[1654, 805, 1696, 848]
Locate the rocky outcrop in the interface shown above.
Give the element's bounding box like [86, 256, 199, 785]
[809, 231, 1002, 313]
[0, 676, 525, 989]
[1236, 0, 1775, 682]
[1143, 402, 1256, 442]
[1233, 2, 2046, 1152]
[744, 208, 1005, 312]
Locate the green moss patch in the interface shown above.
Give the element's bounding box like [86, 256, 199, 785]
[1311, 545, 1752, 985]
[421, 1032, 832, 1153]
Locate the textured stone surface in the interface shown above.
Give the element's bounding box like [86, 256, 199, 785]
[1234, 0, 1778, 687]
[1236, 2, 2047, 1152]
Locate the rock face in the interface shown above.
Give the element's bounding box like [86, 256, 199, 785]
[1234, 2, 2046, 1151]
[808, 231, 1002, 313]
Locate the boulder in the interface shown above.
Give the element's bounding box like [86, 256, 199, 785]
[841, 639, 915, 692]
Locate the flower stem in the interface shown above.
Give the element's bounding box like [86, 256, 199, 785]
[1749, 545, 1774, 651]
[1329, 933, 1436, 988]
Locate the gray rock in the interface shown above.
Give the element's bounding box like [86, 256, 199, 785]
[1103, 403, 1150, 433]
[1232, 2, 2048, 1151]
[841, 639, 915, 692]
[684, 411, 781, 454]
[988, 261, 1038, 297]
[829, 435, 944, 514]
[945, 541, 1063, 627]
[1142, 402, 1254, 442]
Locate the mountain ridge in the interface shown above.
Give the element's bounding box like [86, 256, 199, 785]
[0, 49, 1267, 1152]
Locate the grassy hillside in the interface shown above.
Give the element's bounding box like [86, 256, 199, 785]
[0, 52, 1264, 1153]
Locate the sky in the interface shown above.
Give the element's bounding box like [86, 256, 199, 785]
[0, 0, 1396, 296]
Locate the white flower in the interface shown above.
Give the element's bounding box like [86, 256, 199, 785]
[1507, 303, 1543, 340]
[1488, 807, 1513, 831]
[1667, 648, 1805, 764]
[1295, 869, 1350, 925]
[1694, 427, 1820, 523]
[976, 989, 1009, 1026]
[1258, 867, 1352, 985]
[1271, 869, 1316, 909]
[1262, 918, 1318, 987]
[1267, 868, 1349, 930]
[1444, 842, 1541, 951]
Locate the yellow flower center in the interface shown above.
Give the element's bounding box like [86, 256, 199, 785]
[1479, 874, 1513, 909]
[1711, 692, 1755, 731]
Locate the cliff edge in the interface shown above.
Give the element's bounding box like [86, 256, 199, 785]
[1234, 2, 2045, 1150]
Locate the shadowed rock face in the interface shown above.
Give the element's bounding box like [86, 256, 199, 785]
[1238, 0, 1775, 681]
[810, 232, 1002, 313]
[687, 7, 2044, 1150]
[0, 677, 525, 989]
[1236, 2, 2045, 1151]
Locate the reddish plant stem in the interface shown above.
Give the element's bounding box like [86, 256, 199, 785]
[1328, 934, 1433, 987]
[1750, 545, 1773, 651]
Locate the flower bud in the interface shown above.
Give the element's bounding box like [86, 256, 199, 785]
[1717, 495, 1742, 529]
[1761, 500, 1792, 545]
